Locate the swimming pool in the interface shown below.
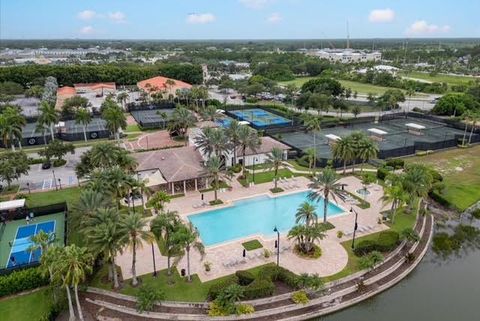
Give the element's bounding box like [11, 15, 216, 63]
[188, 191, 344, 246]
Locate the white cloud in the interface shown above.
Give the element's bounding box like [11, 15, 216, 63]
[369, 8, 395, 23]
[108, 12, 127, 23]
[239, 0, 274, 10]
[77, 10, 97, 21]
[406, 20, 451, 35]
[267, 12, 282, 24]
[79, 26, 95, 35]
[186, 13, 216, 24]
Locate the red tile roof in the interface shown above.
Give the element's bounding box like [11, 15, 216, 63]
[57, 86, 76, 96]
[74, 82, 116, 91]
[137, 76, 192, 93]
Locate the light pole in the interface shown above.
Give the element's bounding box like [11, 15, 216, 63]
[273, 226, 280, 266]
[58, 178, 62, 190]
[26, 182, 31, 194]
[151, 242, 157, 277]
[350, 207, 359, 249]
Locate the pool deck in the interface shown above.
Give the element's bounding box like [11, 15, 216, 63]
[115, 175, 388, 282]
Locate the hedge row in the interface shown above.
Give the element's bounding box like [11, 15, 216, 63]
[0, 267, 49, 297]
[354, 231, 400, 256]
[208, 265, 300, 301]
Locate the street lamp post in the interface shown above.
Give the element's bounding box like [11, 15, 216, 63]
[350, 207, 359, 249]
[26, 182, 31, 194]
[273, 226, 280, 266]
[151, 242, 157, 277]
[58, 178, 62, 190]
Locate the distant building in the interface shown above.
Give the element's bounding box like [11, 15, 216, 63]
[55, 82, 116, 111]
[357, 65, 399, 76]
[137, 76, 192, 97]
[309, 49, 381, 63]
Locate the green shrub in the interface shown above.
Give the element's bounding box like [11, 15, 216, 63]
[208, 301, 229, 316]
[235, 270, 255, 286]
[377, 167, 390, 180]
[243, 278, 275, 300]
[53, 159, 67, 167]
[472, 208, 480, 219]
[231, 164, 242, 173]
[270, 187, 284, 193]
[429, 169, 444, 182]
[0, 267, 49, 297]
[208, 275, 239, 300]
[28, 157, 47, 165]
[291, 290, 309, 305]
[354, 231, 400, 256]
[429, 190, 452, 208]
[136, 284, 165, 313]
[385, 159, 404, 169]
[236, 303, 255, 315]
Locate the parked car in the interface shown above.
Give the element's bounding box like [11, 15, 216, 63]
[41, 162, 52, 170]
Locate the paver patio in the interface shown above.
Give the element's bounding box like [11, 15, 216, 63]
[116, 175, 388, 282]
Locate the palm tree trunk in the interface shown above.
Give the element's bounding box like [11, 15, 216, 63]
[274, 167, 278, 189]
[112, 258, 119, 289]
[65, 285, 76, 321]
[343, 160, 347, 175]
[241, 147, 247, 178]
[18, 139, 22, 150]
[83, 126, 87, 142]
[50, 124, 55, 141]
[462, 124, 468, 146]
[167, 254, 171, 276]
[468, 121, 476, 144]
[323, 194, 328, 223]
[313, 132, 316, 171]
[187, 247, 191, 282]
[131, 239, 138, 286]
[214, 176, 218, 201]
[74, 284, 85, 321]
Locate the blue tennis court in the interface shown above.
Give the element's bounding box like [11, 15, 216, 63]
[7, 220, 56, 268]
[230, 108, 291, 127]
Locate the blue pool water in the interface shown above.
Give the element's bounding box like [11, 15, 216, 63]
[188, 191, 344, 246]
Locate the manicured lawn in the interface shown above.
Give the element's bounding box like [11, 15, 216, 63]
[0, 288, 52, 321]
[286, 159, 312, 172]
[324, 211, 416, 282]
[125, 124, 141, 133]
[279, 77, 423, 96]
[400, 71, 476, 87]
[242, 239, 263, 251]
[404, 145, 480, 211]
[25, 186, 81, 208]
[91, 264, 272, 302]
[238, 168, 300, 186]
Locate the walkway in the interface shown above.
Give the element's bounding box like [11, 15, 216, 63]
[82, 210, 433, 320]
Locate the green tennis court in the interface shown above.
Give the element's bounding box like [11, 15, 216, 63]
[0, 212, 65, 269]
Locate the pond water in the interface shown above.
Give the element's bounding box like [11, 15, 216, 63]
[315, 220, 480, 321]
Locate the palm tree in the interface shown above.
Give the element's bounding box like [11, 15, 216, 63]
[288, 224, 326, 254]
[295, 202, 317, 227]
[166, 79, 176, 101]
[75, 108, 92, 142]
[266, 147, 285, 189]
[303, 148, 316, 171]
[117, 92, 129, 110]
[347, 132, 367, 173]
[119, 212, 154, 286]
[38, 101, 59, 141]
[28, 230, 54, 262]
[83, 207, 125, 288]
[72, 189, 111, 228]
[238, 126, 261, 177]
[302, 114, 322, 171]
[146, 191, 171, 214]
[194, 127, 230, 158]
[205, 156, 225, 202]
[402, 164, 433, 215]
[56, 245, 93, 321]
[308, 168, 343, 223]
[468, 111, 479, 145]
[150, 211, 181, 277]
[88, 142, 121, 168]
[332, 137, 354, 174]
[226, 120, 242, 165]
[381, 178, 408, 223]
[0, 106, 26, 150]
[102, 104, 127, 145]
[172, 223, 205, 282]
[358, 137, 378, 172]
[168, 107, 196, 144]
[406, 87, 415, 113]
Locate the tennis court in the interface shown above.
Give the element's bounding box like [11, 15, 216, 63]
[279, 116, 471, 161]
[57, 118, 109, 141]
[130, 109, 174, 129]
[229, 108, 291, 128]
[0, 212, 65, 269]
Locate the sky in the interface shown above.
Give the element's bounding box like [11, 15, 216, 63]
[1, 0, 479, 40]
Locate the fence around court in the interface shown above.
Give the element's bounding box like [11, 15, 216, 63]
[268, 112, 480, 167]
[126, 102, 175, 112]
[0, 202, 68, 275]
